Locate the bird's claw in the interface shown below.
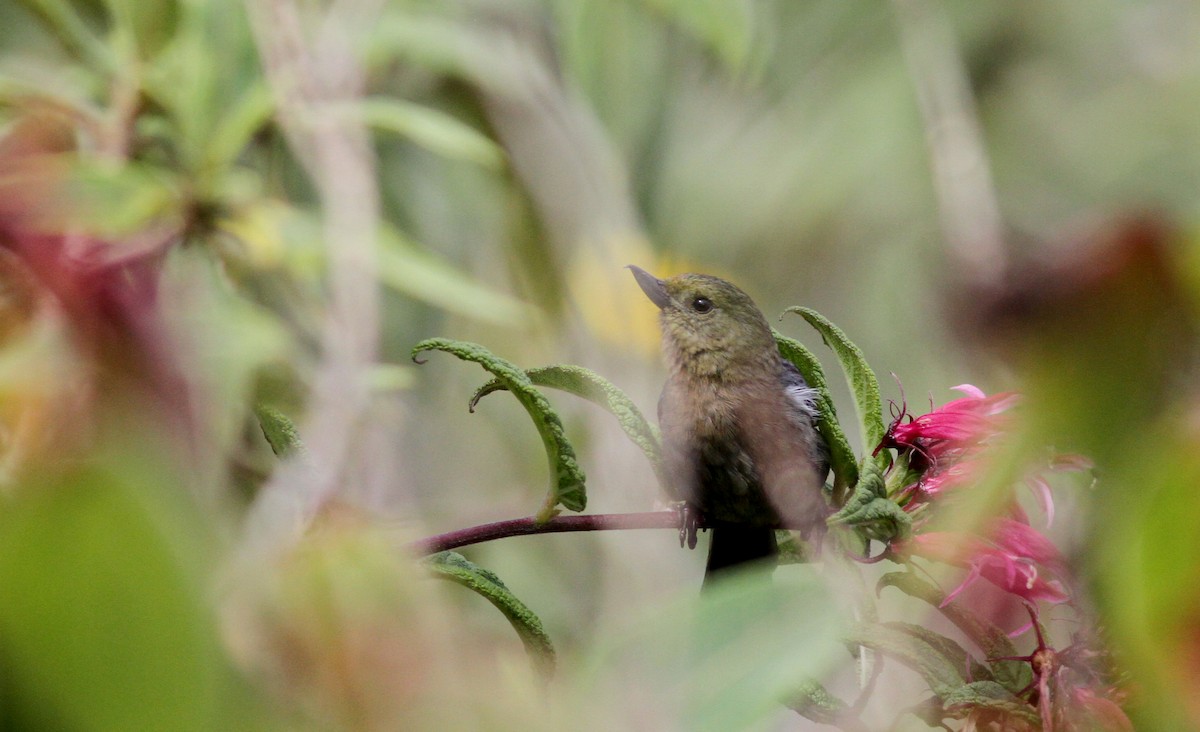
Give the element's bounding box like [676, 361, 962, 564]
[676, 503, 701, 550]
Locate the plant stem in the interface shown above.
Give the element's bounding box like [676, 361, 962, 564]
[411, 510, 691, 555]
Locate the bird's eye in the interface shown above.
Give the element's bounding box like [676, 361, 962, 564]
[691, 297, 713, 313]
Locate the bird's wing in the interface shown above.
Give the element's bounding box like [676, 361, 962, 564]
[779, 361, 831, 480]
[780, 361, 821, 419]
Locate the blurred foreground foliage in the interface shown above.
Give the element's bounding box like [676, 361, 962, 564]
[0, 0, 1198, 730]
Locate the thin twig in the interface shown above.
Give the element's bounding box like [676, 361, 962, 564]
[409, 510, 855, 556]
[410, 510, 691, 555]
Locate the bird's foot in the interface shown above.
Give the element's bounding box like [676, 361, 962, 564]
[674, 502, 702, 550]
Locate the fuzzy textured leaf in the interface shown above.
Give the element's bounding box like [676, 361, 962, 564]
[784, 307, 885, 456]
[940, 681, 1040, 725]
[412, 339, 586, 518]
[254, 404, 304, 457]
[876, 572, 1029, 691]
[828, 458, 884, 520]
[426, 551, 555, 678]
[787, 679, 853, 727]
[828, 459, 911, 543]
[471, 364, 664, 487]
[883, 450, 924, 500]
[883, 622, 993, 685]
[773, 331, 858, 494]
[843, 621, 964, 696]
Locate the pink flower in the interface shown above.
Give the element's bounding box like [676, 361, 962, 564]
[1069, 688, 1133, 731]
[902, 518, 1069, 606]
[881, 384, 1018, 461]
[987, 603, 1131, 732]
[880, 385, 1019, 513]
[899, 451, 989, 509]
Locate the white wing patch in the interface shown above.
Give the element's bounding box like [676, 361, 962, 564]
[784, 384, 821, 419]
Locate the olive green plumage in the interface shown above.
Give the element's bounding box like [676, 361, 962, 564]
[629, 266, 830, 586]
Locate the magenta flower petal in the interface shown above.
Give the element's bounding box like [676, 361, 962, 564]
[1072, 688, 1134, 731]
[951, 383, 986, 399]
[904, 522, 1070, 605]
[991, 518, 1065, 569]
[1026, 475, 1056, 526]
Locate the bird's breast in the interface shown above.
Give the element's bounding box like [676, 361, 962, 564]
[659, 372, 827, 528]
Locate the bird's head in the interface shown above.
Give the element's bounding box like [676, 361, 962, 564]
[628, 265, 777, 379]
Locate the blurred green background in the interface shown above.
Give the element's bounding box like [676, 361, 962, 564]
[0, 0, 1198, 729]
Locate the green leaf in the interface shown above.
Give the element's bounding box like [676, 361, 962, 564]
[831, 496, 911, 543]
[828, 458, 884, 518]
[50, 157, 186, 239]
[0, 73, 98, 125]
[254, 404, 304, 457]
[426, 551, 555, 679]
[843, 621, 965, 696]
[0, 461, 226, 731]
[775, 531, 814, 565]
[356, 97, 505, 169]
[204, 81, 274, 171]
[103, 0, 180, 60]
[787, 679, 853, 727]
[783, 307, 886, 457]
[222, 203, 538, 328]
[882, 621, 993, 685]
[876, 571, 1030, 692]
[471, 364, 663, 487]
[632, 0, 753, 71]
[379, 224, 538, 328]
[827, 459, 911, 543]
[411, 338, 586, 518]
[940, 682, 1040, 725]
[366, 11, 485, 80]
[14, 0, 115, 72]
[773, 330, 858, 495]
[883, 450, 924, 500]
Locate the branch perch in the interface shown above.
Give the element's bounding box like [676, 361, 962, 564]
[411, 510, 690, 555]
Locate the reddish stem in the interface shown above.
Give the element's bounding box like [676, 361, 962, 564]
[410, 510, 695, 555]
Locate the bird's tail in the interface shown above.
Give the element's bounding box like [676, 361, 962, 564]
[703, 524, 777, 589]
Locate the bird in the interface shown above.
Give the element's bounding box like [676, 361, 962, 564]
[629, 265, 831, 587]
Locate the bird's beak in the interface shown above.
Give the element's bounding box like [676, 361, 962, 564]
[627, 265, 672, 310]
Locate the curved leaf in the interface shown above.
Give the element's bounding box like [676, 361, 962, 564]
[14, 0, 114, 72]
[356, 97, 505, 169]
[411, 338, 586, 518]
[632, 0, 752, 71]
[773, 330, 858, 495]
[783, 307, 885, 457]
[843, 621, 964, 696]
[55, 158, 186, 239]
[426, 551, 556, 679]
[882, 622, 992, 685]
[940, 682, 1039, 725]
[876, 571, 1029, 692]
[381, 226, 537, 327]
[828, 459, 911, 543]
[787, 679, 853, 727]
[472, 364, 664, 486]
[254, 404, 304, 457]
[205, 82, 274, 170]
